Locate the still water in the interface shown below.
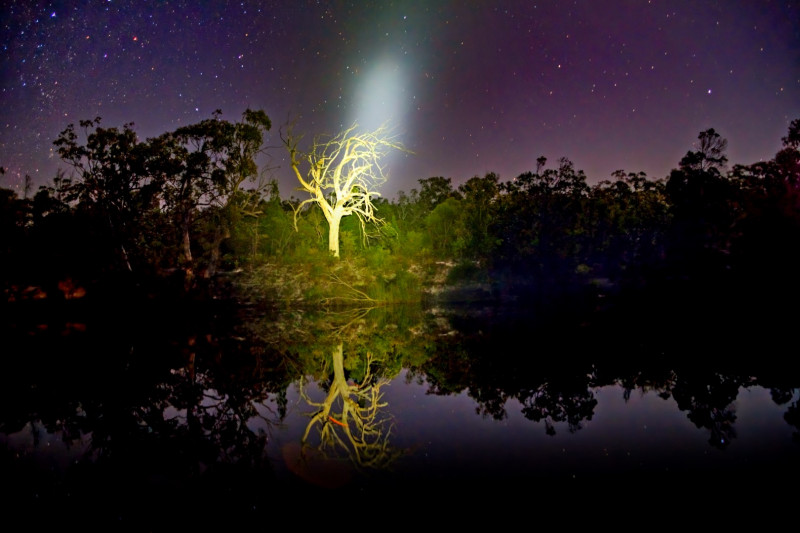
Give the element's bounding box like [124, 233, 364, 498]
[2, 291, 798, 524]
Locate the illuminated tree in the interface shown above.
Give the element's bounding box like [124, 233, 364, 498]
[283, 123, 403, 258]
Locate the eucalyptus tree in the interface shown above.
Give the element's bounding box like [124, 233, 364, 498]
[147, 109, 272, 280]
[424, 196, 462, 258]
[494, 157, 590, 281]
[53, 109, 272, 282]
[728, 119, 800, 283]
[418, 176, 458, 213]
[54, 118, 159, 272]
[456, 172, 500, 261]
[283, 123, 404, 258]
[588, 171, 669, 280]
[665, 128, 735, 276]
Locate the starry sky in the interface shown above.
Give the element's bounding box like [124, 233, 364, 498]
[2, 0, 799, 200]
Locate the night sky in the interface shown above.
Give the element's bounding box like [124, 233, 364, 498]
[2, 0, 799, 200]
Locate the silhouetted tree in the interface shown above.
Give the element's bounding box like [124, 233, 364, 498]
[53, 110, 272, 285]
[54, 117, 156, 272]
[665, 128, 735, 279]
[493, 157, 590, 286]
[728, 119, 800, 287]
[588, 171, 669, 282]
[418, 176, 459, 213]
[457, 173, 500, 260]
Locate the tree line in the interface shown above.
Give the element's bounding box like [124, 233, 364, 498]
[1, 112, 798, 303]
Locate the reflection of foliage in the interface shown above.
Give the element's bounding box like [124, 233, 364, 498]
[245, 306, 412, 475]
[619, 370, 678, 402]
[93, 315, 295, 473]
[407, 306, 602, 431]
[770, 387, 800, 444]
[0, 297, 299, 521]
[786, 399, 800, 444]
[300, 343, 401, 470]
[520, 381, 598, 435]
[3, 287, 799, 520]
[671, 372, 741, 449]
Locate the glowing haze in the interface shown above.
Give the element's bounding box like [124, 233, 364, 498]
[350, 55, 409, 132]
[347, 54, 410, 180]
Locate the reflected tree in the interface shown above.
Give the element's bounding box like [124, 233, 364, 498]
[785, 396, 800, 444]
[520, 381, 598, 436]
[0, 300, 299, 520]
[767, 386, 800, 444]
[671, 371, 741, 449]
[298, 342, 400, 471]
[243, 305, 408, 480]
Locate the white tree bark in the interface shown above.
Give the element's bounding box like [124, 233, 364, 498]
[283, 123, 404, 258]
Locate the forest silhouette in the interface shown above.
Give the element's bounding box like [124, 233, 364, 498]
[2, 114, 799, 308]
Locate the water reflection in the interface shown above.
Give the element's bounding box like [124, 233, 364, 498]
[298, 343, 400, 469]
[1, 296, 798, 521]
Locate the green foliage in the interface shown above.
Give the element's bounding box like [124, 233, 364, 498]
[339, 229, 359, 258]
[250, 197, 296, 261]
[488, 157, 591, 282]
[424, 197, 462, 258]
[290, 208, 327, 259]
[417, 176, 458, 213]
[397, 229, 427, 259]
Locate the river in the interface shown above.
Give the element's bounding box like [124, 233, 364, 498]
[2, 289, 798, 526]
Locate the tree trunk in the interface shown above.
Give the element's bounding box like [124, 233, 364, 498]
[204, 224, 231, 279]
[182, 223, 193, 264]
[329, 212, 342, 258]
[181, 221, 194, 290]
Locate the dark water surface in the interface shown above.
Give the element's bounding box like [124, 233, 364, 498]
[2, 287, 798, 526]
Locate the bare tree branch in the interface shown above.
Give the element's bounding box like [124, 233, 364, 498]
[282, 122, 406, 257]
